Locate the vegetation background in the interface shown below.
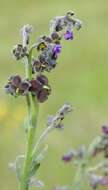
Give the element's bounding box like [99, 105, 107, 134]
[0, 0, 107, 189]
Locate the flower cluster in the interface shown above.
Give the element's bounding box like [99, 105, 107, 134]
[88, 125, 108, 158]
[5, 11, 82, 103]
[59, 126, 108, 190]
[30, 75, 51, 102]
[47, 103, 72, 129]
[62, 145, 85, 163]
[5, 75, 30, 96]
[32, 35, 62, 73]
[5, 75, 51, 102]
[32, 11, 82, 73]
[90, 175, 108, 189]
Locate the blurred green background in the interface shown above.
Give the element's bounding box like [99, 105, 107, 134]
[0, 0, 107, 189]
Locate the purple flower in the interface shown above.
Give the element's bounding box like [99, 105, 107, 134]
[5, 75, 30, 96]
[90, 175, 100, 189]
[64, 31, 73, 40]
[53, 44, 62, 55]
[102, 125, 108, 135]
[62, 149, 76, 163]
[100, 177, 108, 186]
[90, 175, 108, 189]
[30, 75, 51, 103]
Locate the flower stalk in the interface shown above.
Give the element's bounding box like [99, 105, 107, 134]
[19, 51, 39, 190]
[72, 163, 85, 190]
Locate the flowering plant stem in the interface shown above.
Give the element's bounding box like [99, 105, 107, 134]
[72, 161, 86, 190]
[19, 50, 39, 190]
[4, 13, 83, 190]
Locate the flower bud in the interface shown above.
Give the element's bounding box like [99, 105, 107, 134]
[64, 31, 73, 40]
[13, 44, 27, 60]
[20, 24, 33, 46]
[62, 149, 76, 163]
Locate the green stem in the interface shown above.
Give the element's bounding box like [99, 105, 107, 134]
[72, 161, 86, 190]
[19, 48, 39, 190]
[19, 95, 39, 190]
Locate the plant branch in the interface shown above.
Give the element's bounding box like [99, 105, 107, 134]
[19, 50, 39, 190]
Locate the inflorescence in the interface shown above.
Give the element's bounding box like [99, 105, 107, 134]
[5, 11, 82, 103]
[4, 10, 93, 190]
[59, 126, 108, 190]
[5, 10, 108, 190]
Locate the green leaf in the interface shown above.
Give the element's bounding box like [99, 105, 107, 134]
[33, 144, 48, 163]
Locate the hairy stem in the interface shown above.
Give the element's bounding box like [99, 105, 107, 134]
[19, 49, 39, 190]
[19, 95, 39, 190]
[72, 161, 86, 190]
[32, 126, 52, 157]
